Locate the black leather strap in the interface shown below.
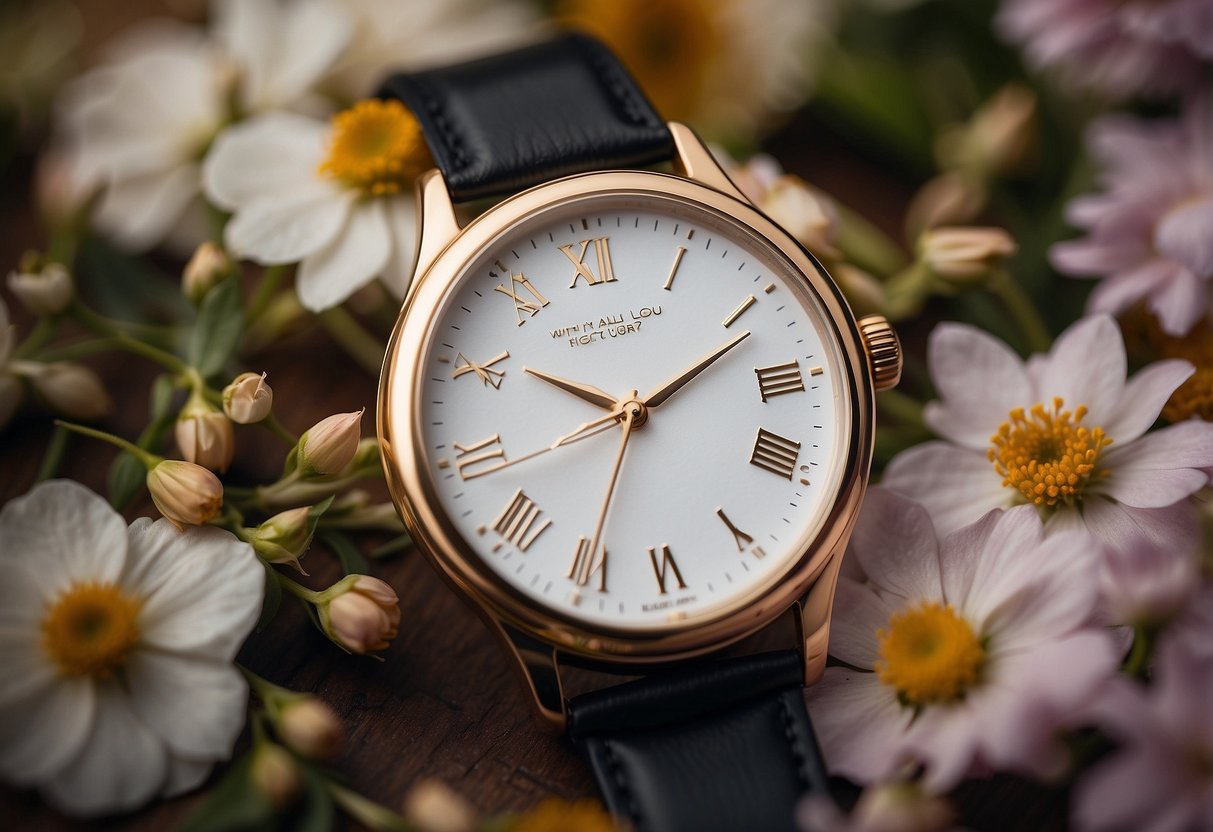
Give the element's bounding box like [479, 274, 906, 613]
[567, 651, 828, 832]
[377, 33, 674, 202]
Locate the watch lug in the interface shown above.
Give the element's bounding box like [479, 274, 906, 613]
[796, 551, 846, 687]
[669, 122, 751, 204]
[407, 169, 463, 305]
[492, 619, 567, 733]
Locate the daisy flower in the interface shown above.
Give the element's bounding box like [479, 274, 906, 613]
[202, 100, 428, 311]
[882, 315, 1213, 551]
[807, 489, 1118, 792]
[1050, 99, 1213, 337]
[997, 0, 1213, 100]
[0, 480, 263, 816]
[1072, 636, 1213, 832]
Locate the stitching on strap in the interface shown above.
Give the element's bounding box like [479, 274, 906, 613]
[580, 39, 662, 129]
[411, 77, 469, 173]
[778, 694, 811, 792]
[602, 738, 645, 831]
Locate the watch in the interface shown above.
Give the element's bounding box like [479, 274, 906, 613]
[376, 33, 901, 832]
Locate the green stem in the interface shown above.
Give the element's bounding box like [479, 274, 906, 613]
[834, 202, 911, 279]
[36, 424, 72, 482]
[1123, 626, 1154, 680]
[262, 413, 299, 445]
[317, 307, 386, 376]
[247, 264, 288, 324]
[876, 389, 927, 430]
[326, 782, 414, 832]
[276, 571, 322, 604]
[69, 299, 175, 345]
[32, 336, 122, 362]
[54, 420, 160, 468]
[13, 317, 60, 360]
[988, 269, 1052, 354]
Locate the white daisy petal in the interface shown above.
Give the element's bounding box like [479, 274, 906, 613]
[202, 112, 329, 209]
[162, 755, 213, 798]
[261, 0, 353, 110]
[881, 442, 1011, 537]
[0, 480, 128, 600]
[41, 681, 167, 817]
[224, 182, 352, 264]
[381, 196, 418, 298]
[1154, 193, 1213, 274]
[1079, 497, 1201, 554]
[296, 199, 392, 312]
[1104, 359, 1195, 442]
[849, 489, 941, 602]
[0, 673, 94, 785]
[0, 629, 56, 708]
[806, 669, 912, 785]
[827, 578, 894, 669]
[1029, 316, 1125, 420]
[924, 323, 1031, 450]
[1085, 266, 1159, 318]
[124, 519, 264, 659]
[1100, 421, 1213, 508]
[959, 507, 1060, 632]
[903, 699, 984, 792]
[936, 508, 1002, 610]
[1148, 267, 1207, 337]
[127, 653, 247, 759]
[94, 164, 201, 253]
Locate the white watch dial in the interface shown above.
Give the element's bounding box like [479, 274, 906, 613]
[413, 194, 850, 631]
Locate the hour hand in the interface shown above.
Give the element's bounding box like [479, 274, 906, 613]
[523, 366, 618, 411]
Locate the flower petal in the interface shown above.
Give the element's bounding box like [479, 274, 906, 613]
[224, 182, 351, 265]
[381, 196, 417, 299]
[0, 480, 128, 602]
[162, 755, 213, 798]
[923, 323, 1030, 450]
[1029, 316, 1125, 421]
[126, 652, 247, 759]
[1100, 421, 1213, 508]
[936, 508, 1002, 610]
[901, 698, 984, 792]
[202, 112, 329, 209]
[1104, 359, 1195, 442]
[0, 672, 94, 785]
[296, 199, 392, 312]
[40, 681, 166, 817]
[93, 163, 201, 253]
[881, 442, 1012, 538]
[1085, 264, 1164, 319]
[806, 669, 912, 785]
[1154, 194, 1213, 275]
[1078, 497, 1201, 554]
[1148, 266, 1208, 337]
[848, 489, 941, 603]
[124, 519, 264, 659]
[827, 578, 893, 669]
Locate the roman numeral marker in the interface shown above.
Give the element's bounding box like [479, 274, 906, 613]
[568, 535, 608, 591]
[715, 507, 766, 559]
[560, 237, 617, 288]
[750, 428, 801, 480]
[755, 360, 806, 402]
[494, 269, 550, 326]
[453, 350, 509, 388]
[648, 545, 688, 594]
[491, 489, 552, 552]
[453, 434, 506, 480]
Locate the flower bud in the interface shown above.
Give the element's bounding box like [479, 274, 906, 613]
[176, 391, 235, 473]
[223, 371, 273, 423]
[20, 361, 112, 420]
[251, 506, 314, 571]
[318, 575, 400, 654]
[182, 241, 233, 304]
[905, 172, 985, 237]
[297, 409, 364, 476]
[937, 83, 1036, 179]
[250, 743, 301, 809]
[402, 779, 476, 832]
[0, 374, 21, 430]
[147, 459, 223, 528]
[8, 262, 73, 316]
[1100, 535, 1198, 628]
[919, 226, 1017, 285]
[278, 697, 344, 760]
[759, 175, 840, 259]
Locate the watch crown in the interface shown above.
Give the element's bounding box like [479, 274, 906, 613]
[858, 314, 902, 392]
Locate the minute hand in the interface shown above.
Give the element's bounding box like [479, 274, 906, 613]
[641, 330, 751, 407]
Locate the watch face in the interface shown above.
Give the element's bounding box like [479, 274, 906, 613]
[385, 180, 857, 639]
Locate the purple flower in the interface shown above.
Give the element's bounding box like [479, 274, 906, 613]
[997, 0, 1213, 100]
[1050, 98, 1213, 336]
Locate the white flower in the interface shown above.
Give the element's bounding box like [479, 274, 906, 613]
[882, 315, 1213, 552]
[1098, 533, 1199, 629]
[0, 480, 263, 816]
[807, 490, 1118, 792]
[203, 103, 422, 310]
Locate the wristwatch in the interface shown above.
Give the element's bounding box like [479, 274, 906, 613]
[376, 34, 900, 832]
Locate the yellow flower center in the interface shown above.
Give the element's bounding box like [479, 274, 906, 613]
[876, 602, 984, 706]
[41, 582, 141, 678]
[988, 397, 1112, 507]
[318, 99, 431, 197]
[557, 0, 720, 123]
[513, 798, 619, 832]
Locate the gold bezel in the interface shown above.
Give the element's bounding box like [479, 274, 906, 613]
[378, 169, 874, 670]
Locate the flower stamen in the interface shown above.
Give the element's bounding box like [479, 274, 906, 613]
[988, 396, 1111, 507]
[876, 601, 984, 706]
[318, 99, 430, 198]
[41, 582, 141, 678]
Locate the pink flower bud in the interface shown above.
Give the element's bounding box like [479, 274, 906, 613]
[320, 575, 400, 654]
[176, 394, 235, 473]
[403, 779, 476, 832]
[250, 743, 300, 809]
[297, 409, 364, 475]
[21, 361, 112, 420]
[251, 506, 313, 571]
[8, 262, 73, 316]
[182, 241, 233, 304]
[919, 226, 1017, 283]
[223, 371, 273, 423]
[147, 459, 224, 528]
[278, 697, 343, 760]
[760, 175, 840, 259]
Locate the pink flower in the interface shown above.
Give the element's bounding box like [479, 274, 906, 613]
[1050, 99, 1213, 336]
[1072, 637, 1213, 832]
[997, 0, 1213, 100]
[807, 490, 1118, 792]
[1098, 534, 1199, 629]
[882, 316, 1213, 552]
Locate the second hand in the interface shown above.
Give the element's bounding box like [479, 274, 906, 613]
[460, 410, 623, 480]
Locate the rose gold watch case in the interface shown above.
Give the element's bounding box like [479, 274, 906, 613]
[378, 124, 876, 729]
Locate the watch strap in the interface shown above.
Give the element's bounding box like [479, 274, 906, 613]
[377, 33, 675, 202]
[567, 651, 828, 832]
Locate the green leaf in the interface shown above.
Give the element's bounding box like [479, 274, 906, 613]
[74, 235, 189, 324]
[188, 277, 245, 380]
[177, 754, 276, 832]
[293, 764, 337, 832]
[256, 561, 283, 633]
[319, 530, 370, 576]
[150, 373, 178, 421]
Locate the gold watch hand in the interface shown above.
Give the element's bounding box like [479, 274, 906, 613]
[641, 330, 751, 407]
[460, 411, 622, 480]
[524, 366, 619, 411]
[577, 397, 641, 586]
